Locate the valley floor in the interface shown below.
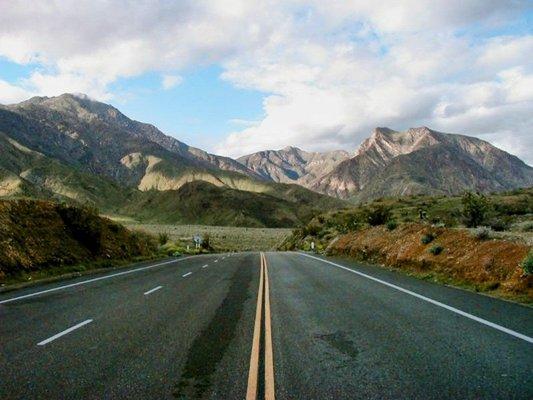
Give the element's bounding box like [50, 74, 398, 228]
[122, 222, 292, 252]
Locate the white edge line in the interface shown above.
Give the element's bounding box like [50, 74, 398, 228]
[0, 256, 196, 305]
[143, 285, 163, 295]
[182, 272, 192, 277]
[299, 252, 533, 344]
[37, 319, 93, 346]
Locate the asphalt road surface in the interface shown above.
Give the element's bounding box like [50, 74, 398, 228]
[0, 252, 531, 399]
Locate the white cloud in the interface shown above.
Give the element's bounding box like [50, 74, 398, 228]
[0, 79, 34, 104]
[228, 118, 261, 127]
[161, 74, 183, 90]
[0, 1, 531, 163]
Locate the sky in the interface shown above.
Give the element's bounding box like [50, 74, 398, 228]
[0, 1, 532, 164]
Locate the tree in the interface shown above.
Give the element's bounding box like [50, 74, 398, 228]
[461, 191, 490, 227]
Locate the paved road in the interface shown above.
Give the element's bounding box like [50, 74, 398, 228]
[1, 252, 532, 399]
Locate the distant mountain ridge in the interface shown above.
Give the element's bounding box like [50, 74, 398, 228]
[237, 146, 350, 186]
[309, 127, 533, 200]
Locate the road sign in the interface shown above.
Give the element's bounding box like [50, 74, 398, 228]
[193, 234, 203, 249]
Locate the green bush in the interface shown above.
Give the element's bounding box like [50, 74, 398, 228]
[201, 233, 211, 250]
[366, 205, 392, 226]
[386, 220, 398, 231]
[158, 232, 169, 245]
[428, 244, 444, 255]
[521, 252, 533, 275]
[461, 192, 490, 227]
[474, 226, 491, 240]
[522, 223, 533, 232]
[303, 222, 321, 236]
[421, 233, 435, 244]
[487, 217, 510, 232]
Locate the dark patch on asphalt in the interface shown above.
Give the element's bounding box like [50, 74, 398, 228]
[173, 264, 253, 399]
[315, 331, 359, 360]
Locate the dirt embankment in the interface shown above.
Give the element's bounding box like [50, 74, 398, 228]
[328, 223, 532, 301]
[0, 199, 156, 282]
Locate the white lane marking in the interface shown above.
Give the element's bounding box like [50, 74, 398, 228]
[182, 272, 192, 278]
[0, 256, 196, 305]
[300, 253, 533, 344]
[144, 285, 163, 295]
[202, 264, 208, 269]
[37, 319, 93, 346]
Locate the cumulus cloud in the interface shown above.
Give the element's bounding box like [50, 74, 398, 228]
[161, 74, 183, 90]
[0, 0, 531, 163]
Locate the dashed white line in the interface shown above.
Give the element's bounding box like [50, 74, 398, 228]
[37, 319, 93, 346]
[182, 272, 192, 277]
[300, 252, 533, 344]
[144, 285, 163, 295]
[0, 256, 196, 305]
[202, 264, 208, 269]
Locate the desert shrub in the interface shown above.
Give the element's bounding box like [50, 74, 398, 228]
[474, 226, 491, 240]
[386, 220, 398, 231]
[428, 244, 444, 255]
[487, 217, 511, 232]
[303, 222, 321, 236]
[462, 192, 490, 227]
[334, 213, 360, 233]
[521, 252, 533, 275]
[421, 233, 436, 244]
[493, 197, 532, 216]
[366, 205, 392, 226]
[522, 223, 533, 232]
[201, 233, 211, 250]
[158, 232, 169, 245]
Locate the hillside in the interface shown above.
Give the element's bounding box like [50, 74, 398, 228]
[0, 94, 262, 190]
[310, 127, 533, 200]
[120, 181, 336, 227]
[0, 199, 156, 283]
[281, 189, 533, 302]
[0, 94, 346, 227]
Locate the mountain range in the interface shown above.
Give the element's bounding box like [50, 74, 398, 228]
[0, 94, 344, 227]
[241, 127, 533, 201]
[0, 93, 531, 227]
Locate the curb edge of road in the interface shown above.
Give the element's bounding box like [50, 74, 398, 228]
[0, 256, 175, 295]
[297, 251, 533, 310]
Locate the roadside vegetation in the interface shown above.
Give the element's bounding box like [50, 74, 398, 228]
[123, 223, 291, 253]
[280, 188, 533, 303]
[0, 199, 158, 287]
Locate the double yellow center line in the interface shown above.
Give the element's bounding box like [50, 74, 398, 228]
[246, 252, 275, 400]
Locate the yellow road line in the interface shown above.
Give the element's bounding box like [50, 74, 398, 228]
[246, 253, 264, 400]
[263, 252, 275, 400]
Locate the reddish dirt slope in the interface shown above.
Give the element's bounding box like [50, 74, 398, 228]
[329, 223, 532, 300]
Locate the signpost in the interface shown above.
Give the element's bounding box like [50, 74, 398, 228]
[193, 234, 203, 249]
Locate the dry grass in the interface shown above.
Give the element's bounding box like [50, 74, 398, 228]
[124, 223, 291, 252]
[329, 223, 532, 303]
